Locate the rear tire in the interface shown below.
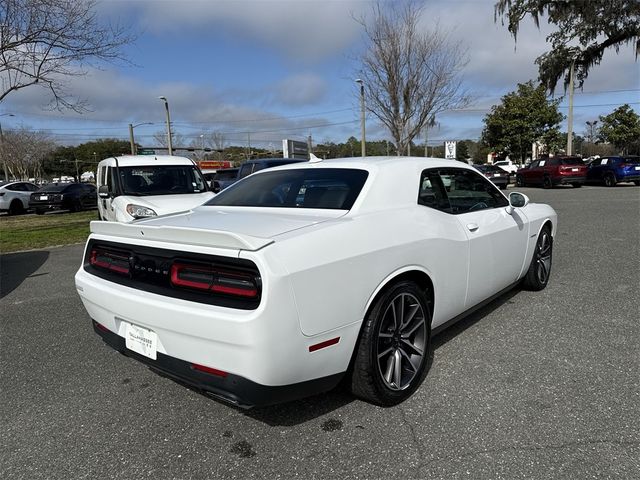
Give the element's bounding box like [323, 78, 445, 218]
[571, 183, 582, 188]
[604, 173, 617, 187]
[35, 209, 45, 215]
[516, 175, 525, 187]
[500, 183, 508, 190]
[522, 226, 553, 291]
[350, 281, 432, 406]
[634, 181, 640, 186]
[543, 176, 552, 189]
[8, 200, 24, 215]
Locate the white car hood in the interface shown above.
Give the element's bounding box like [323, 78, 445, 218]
[138, 206, 347, 239]
[123, 192, 214, 215]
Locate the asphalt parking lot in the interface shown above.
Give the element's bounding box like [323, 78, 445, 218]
[1, 185, 639, 479]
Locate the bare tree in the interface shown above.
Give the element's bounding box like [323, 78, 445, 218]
[2, 127, 56, 179]
[153, 130, 185, 151]
[356, 2, 470, 155]
[0, 0, 134, 112]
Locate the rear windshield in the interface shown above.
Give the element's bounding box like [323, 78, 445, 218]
[118, 165, 207, 195]
[559, 157, 583, 165]
[206, 168, 369, 210]
[622, 156, 640, 164]
[214, 169, 239, 181]
[37, 183, 70, 192]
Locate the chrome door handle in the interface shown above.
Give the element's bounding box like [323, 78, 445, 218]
[466, 223, 479, 232]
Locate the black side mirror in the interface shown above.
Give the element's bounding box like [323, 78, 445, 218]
[98, 185, 110, 198]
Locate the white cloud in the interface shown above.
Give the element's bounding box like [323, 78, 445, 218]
[113, 0, 368, 62]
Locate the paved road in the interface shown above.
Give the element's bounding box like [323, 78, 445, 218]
[2, 185, 639, 479]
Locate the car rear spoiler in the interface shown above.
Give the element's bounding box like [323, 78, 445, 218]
[89, 221, 274, 251]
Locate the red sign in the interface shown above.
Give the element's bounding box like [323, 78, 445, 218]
[198, 161, 232, 169]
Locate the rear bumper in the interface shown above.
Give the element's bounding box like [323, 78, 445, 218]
[29, 200, 67, 211]
[618, 174, 640, 182]
[93, 320, 343, 408]
[554, 175, 585, 185]
[75, 260, 360, 406]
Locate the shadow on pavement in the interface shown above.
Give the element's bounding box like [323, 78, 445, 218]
[0, 250, 50, 299]
[432, 287, 521, 350]
[147, 286, 523, 426]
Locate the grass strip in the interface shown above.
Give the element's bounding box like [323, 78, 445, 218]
[0, 210, 97, 253]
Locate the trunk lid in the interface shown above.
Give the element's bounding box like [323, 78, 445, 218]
[90, 206, 347, 251]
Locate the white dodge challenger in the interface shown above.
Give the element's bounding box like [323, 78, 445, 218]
[75, 157, 557, 407]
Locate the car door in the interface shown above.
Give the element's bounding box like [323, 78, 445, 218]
[436, 168, 529, 309]
[97, 165, 118, 221]
[522, 160, 539, 185]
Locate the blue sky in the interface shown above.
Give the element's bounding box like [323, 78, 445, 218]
[2, 0, 639, 151]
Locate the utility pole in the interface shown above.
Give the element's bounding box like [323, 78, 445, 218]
[307, 134, 313, 159]
[566, 61, 575, 155]
[158, 96, 173, 155]
[128, 124, 136, 155]
[355, 79, 366, 157]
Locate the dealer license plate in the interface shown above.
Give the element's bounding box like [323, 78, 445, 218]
[493, 173, 500, 177]
[39, 195, 48, 200]
[635, 166, 640, 170]
[571, 168, 578, 172]
[125, 322, 157, 360]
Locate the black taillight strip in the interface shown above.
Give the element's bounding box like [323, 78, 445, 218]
[83, 239, 262, 310]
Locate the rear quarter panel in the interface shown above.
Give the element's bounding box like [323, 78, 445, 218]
[268, 206, 471, 337]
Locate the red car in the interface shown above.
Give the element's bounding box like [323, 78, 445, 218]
[516, 156, 587, 189]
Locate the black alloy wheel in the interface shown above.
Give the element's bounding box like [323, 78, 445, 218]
[522, 226, 553, 291]
[350, 281, 432, 406]
[604, 173, 617, 187]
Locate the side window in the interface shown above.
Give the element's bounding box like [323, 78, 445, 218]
[27, 183, 39, 191]
[418, 170, 451, 213]
[98, 166, 107, 186]
[529, 160, 539, 169]
[237, 163, 254, 179]
[438, 168, 508, 214]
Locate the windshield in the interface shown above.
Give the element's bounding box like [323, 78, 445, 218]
[118, 165, 207, 195]
[206, 168, 369, 210]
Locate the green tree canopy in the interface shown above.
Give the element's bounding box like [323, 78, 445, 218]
[495, 0, 640, 93]
[481, 81, 564, 161]
[598, 104, 640, 154]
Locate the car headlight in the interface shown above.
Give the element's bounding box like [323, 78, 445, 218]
[126, 204, 157, 219]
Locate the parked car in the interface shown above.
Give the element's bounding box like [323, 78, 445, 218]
[0, 181, 40, 215]
[209, 167, 240, 193]
[96, 155, 214, 222]
[473, 164, 509, 190]
[516, 156, 587, 188]
[586, 156, 640, 187]
[76, 156, 557, 408]
[492, 160, 520, 175]
[29, 182, 97, 214]
[236, 158, 306, 181]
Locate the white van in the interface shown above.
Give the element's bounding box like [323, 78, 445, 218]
[96, 155, 214, 222]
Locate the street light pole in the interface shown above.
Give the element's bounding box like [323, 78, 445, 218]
[128, 122, 152, 155]
[355, 79, 366, 157]
[158, 96, 173, 155]
[0, 113, 15, 181]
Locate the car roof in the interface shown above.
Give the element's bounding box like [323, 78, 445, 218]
[98, 155, 196, 167]
[249, 156, 480, 213]
[268, 156, 472, 172]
